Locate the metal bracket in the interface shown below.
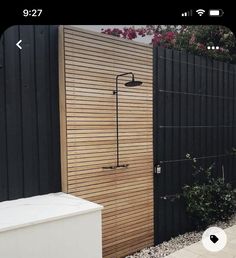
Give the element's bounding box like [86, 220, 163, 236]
[102, 164, 129, 170]
[102, 165, 116, 169]
[117, 164, 129, 168]
[154, 164, 161, 174]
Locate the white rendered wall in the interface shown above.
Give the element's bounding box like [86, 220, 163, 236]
[0, 193, 103, 258]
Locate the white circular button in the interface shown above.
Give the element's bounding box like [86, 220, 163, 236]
[202, 227, 227, 252]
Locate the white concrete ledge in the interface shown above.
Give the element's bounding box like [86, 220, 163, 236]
[0, 192, 103, 232]
[0, 193, 103, 258]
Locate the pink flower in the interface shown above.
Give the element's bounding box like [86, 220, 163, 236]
[101, 28, 111, 35]
[111, 28, 122, 37]
[121, 28, 129, 39]
[101, 28, 122, 37]
[152, 34, 163, 45]
[164, 31, 175, 41]
[137, 28, 146, 37]
[125, 28, 137, 40]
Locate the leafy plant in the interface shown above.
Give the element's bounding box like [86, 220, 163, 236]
[182, 154, 236, 228]
[101, 25, 236, 63]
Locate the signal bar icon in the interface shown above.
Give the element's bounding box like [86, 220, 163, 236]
[182, 10, 193, 16]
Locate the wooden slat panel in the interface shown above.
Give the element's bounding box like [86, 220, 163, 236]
[59, 26, 68, 192]
[65, 68, 153, 83]
[68, 163, 153, 179]
[65, 47, 151, 66]
[59, 25, 153, 258]
[64, 27, 152, 51]
[65, 64, 151, 79]
[64, 38, 151, 59]
[65, 55, 152, 73]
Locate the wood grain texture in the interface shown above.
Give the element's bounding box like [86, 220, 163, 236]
[59, 25, 153, 258]
[59, 26, 68, 192]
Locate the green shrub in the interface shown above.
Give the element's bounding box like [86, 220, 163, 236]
[182, 154, 236, 228]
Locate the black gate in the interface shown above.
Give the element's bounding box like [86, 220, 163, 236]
[0, 25, 61, 201]
[153, 47, 236, 244]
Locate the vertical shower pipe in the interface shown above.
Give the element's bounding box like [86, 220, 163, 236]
[114, 72, 135, 168]
[103, 72, 142, 169]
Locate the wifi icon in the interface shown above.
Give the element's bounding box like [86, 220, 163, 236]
[196, 9, 205, 16]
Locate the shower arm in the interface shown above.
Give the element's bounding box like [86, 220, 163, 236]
[113, 72, 134, 95]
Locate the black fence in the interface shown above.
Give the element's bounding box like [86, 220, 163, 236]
[153, 47, 236, 243]
[0, 25, 61, 201]
[1, 26, 236, 247]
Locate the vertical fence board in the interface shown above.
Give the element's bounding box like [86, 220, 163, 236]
[228, 64, 235, 183]
[35, 26, 52, 193]
[233, 65, 236, 186]
[153, 47, 158, 244]
[206, 58, 213, 158]
[172, 50, 180, 236]
[0, 25, 61, 201]
[0, 35, 8, 201]
[164, 48, 174, 240]
[4, 26, 24, 199]
[20, 25, 39, 197]
[194, 56, 201, 158]
[154, 47, 166, 244]
[179, 50, 188, 233]
[187, 53, 195, 187]
[217, 61, 223, 178]
[49, 26, 61, 192]
[200, 57, 207, 169]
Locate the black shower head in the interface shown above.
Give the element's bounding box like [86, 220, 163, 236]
[124, 79, 143, 87]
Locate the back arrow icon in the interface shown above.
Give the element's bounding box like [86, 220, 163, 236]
[16, 40, 22, 50]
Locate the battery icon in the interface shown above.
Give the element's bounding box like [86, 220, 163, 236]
[209, 9, 224, 17]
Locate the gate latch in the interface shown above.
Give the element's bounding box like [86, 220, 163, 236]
[154, 164, 161, 174]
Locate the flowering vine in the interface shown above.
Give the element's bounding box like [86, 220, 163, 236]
[101, 25, 236, 63]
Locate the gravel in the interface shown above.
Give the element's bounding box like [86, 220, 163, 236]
[125, 214, 236, 258]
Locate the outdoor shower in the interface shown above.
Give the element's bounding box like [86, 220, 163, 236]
[103, 72, 143, 169]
